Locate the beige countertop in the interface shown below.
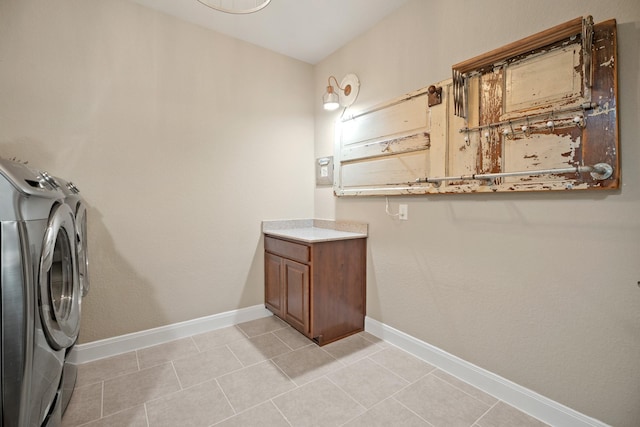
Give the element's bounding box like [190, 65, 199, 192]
[262, 219, 368, 243]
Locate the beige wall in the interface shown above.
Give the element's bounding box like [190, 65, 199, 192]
[0, 0, 314, 342]
[314, 1, 640, 426]
[2, 0, 639, 425]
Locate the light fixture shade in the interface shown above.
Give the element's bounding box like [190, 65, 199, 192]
[197, 0, 271, 14]
[322, 74, 360, 112]
[323, 87, 340, 111]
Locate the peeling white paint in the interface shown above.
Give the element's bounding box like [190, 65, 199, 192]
[600, 56, 615, 67]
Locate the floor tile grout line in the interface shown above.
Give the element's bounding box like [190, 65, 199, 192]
[190, 325, 250, 351]
[370, 373, 429, 406]
[169, 360, 184, 390]
[317, 343, 347, 367]
[321, 339, 387, 367]
[473, 399, 499, 427]
[135, 349, 141, 371]
[235, 318, 290, 339]
[212, 364, 302, 423]
[369, 362, 437, 423]
[102, 363, 185, 419]
[73, 352, 141, 388]
[357, 331, 380, 344]
[143, 377, 229, 424]
[250, 361, 306, 404]
[332, 353, 413, 397]
[266, 375, 323, 407]
[100, 380, 104, 419]
[241, 327, 291, 340]
[335, 395, 419, 427]
[214, 377, 238, 417]
[428, 370, 497, 408]
[273, 346, 350, 388]
[365, 353, 416, 386]
[188, 335, 202, 353]
[269, 358, 299, 387]
[143, 402, 150, 427]
[175, 350, 266, 391]
[235, 324, 251, 339]
[75, 402, 147, 426]
[207, 405, 244, 426]
[391, 395, 438, 427]
[137, 338, 203, 370]
[230, 332, 296, 367]
[224, 343, 245, 367]
[271, 399, 295, 427]
[227, 349, 291, 370]
[323, 374, 368, 413]
[273, 328, 317, 351]
[271, 330, 297, 351]
[381, 371, 495, 426]
[385, 365, 472, 403]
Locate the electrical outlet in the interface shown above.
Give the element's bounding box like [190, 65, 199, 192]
[399, 204, 408, 220]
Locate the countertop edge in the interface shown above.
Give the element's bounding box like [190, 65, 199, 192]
[262, 219, 368, 243]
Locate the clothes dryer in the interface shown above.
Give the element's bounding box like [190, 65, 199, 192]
[54, 176, 89, 413]
[55, 177, 89, 298]
[0, 158, 81, 427]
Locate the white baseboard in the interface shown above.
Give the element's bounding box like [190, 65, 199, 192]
[69, 305, 271, 364]
[364, 317, 608, 427]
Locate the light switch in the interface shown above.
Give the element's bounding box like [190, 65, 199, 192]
[316, 156, 333, 186]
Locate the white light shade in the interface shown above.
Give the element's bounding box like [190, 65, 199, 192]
[323, 88, 340, 111]
[197, 0, 271, 14]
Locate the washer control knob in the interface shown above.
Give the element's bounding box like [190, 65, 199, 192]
[67, 181, 80, 193]
[40, 171, 60, 189]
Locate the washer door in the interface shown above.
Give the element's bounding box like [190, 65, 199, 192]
[39, 203, 80, 350]
[75, 201, 90, 297]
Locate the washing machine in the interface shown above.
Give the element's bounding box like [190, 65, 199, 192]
[54, 177, 89, 299]
[0, 158, 82, 426]
[54, 176, 90, 413]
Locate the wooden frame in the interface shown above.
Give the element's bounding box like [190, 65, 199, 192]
[333, 16, 618, 196]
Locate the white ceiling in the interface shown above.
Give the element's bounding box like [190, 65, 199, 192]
[129, 0, 410, 64]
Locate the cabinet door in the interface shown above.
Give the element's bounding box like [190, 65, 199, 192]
[264, 252, 283, 316]
[283, 259, 310, 334]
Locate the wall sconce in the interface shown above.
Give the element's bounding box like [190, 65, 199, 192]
[323, 74, 360, 111]
[197, 0, 271, 14]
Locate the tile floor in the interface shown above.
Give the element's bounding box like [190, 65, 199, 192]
[62, 316, 549, 427]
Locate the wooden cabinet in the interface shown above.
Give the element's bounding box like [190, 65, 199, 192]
[264, 235, 366, 346]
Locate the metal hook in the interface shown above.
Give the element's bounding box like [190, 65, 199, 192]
[484, 129, 493, 144]
[573, 115, 585, 129]
[521, 117, 532, 137]
[464, 130, 471, 147]
[503, 122, 515, 140]
[546, 111, 555, 132]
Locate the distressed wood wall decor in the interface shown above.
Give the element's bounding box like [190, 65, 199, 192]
[333, 16, 619, 196]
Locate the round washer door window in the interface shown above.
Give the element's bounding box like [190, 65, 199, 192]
[39, 203, 80, 350]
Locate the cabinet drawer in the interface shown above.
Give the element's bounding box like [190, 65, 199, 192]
[264, 236, 310, 263]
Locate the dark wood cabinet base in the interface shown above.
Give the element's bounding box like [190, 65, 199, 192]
[264, 235, 366, 346]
